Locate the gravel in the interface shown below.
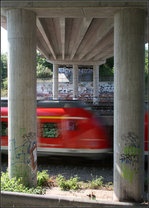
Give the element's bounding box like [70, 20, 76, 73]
[1, 154, 113, 184]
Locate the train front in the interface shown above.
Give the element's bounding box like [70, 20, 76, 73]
[61, 101, 112, 158]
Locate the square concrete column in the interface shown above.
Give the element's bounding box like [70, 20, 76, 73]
[93, 64, 99, 105]
[7, 9, 37, 186]
[114, 8, 146, 202]
[73, 64, 78, 100]
[53, 64, 59, 100]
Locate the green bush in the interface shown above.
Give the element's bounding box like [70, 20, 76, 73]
[37, 170, 49, 186]
[56, 175, 81, 191]
[88, 176, 104, 189]
[1, 171, 47, 194]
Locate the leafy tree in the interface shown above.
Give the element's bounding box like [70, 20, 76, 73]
[36, 52, 53, 79]
[1, 53, 8, 88]
[99, 49, 148, 82]
[99, 57, 114, 79]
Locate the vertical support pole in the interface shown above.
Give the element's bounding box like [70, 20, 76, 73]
[147, 1, 149, 202]
[73, 64, 78, 100]
[53, 64, 59, 100]
[7, 9, 37, 187]
[114, 9, 145, 202]
[93, 64, 99, 105]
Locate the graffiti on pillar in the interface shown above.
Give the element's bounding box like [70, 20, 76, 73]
[119, 132, 141, 183]
[120, 163, 137, 183]
[9, 131, 37, 171]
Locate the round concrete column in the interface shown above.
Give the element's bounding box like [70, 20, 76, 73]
[114, 9, 146, 202]
[53, 64, 59, 100]
[93, 64, 99, 105]
[73, 64, 78, 100]
[7, 9, 37, 186]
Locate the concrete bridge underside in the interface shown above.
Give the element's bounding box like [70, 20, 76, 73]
[1, 0, 148, 203]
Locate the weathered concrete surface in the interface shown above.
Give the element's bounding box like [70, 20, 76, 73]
[114, 8, 146, 202]
[53, 64, 59, 100]
[7, 9, 37, 186]
[1, 191, 148, 208]
[73, 64, 78, 100]
[93, 64, 99, 104]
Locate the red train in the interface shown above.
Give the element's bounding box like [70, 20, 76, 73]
[1, 100, 112, 157]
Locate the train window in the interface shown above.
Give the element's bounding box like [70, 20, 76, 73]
[42, 123, 59, 138]
[66, 120, 78, 131]
[1, 122, 8, 136]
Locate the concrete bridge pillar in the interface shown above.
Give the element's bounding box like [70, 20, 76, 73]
[73, 64, 78, 100]
[53, 64, 59, 100]
[7, 9, 37, 186]
[93, 64, 99, 105]
[114, 8, 146, 202]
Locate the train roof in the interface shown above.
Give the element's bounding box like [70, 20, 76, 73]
[37, 100, 88, 108]
[1, 97, 90, 109]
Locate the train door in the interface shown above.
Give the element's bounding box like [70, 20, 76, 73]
[61, 119, 79, 149]
[1, 118, 8, 152]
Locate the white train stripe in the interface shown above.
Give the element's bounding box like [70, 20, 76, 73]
[1, 146, 111, 154]
[37, 147, 112, 154]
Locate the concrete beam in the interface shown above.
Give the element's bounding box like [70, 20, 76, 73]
[85, 29, 114, 60]
[93, 45, 114, 61]
[70, 18, 93, 60]
[60, 17, 65, 60]
[37, 18, 56, 60]
[1, 1, 147, 10]
[78, 18, 113, 60]
[50, 59, 105, 66]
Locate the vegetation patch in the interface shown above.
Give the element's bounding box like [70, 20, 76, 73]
[1, 170, 113, 194]
[56, 174, 81, 191]
[87, 175, 104, 189]
[1, 171, 45, 194]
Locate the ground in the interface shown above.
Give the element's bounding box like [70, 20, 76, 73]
[45, 187, 113, 202]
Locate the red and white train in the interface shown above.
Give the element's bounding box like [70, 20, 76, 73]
[1, 100, 112, 157]
[1, 99, 148, 157]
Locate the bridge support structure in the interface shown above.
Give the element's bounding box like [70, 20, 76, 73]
[7, 9, 37, 187]
[114, 8, 146, 202]
[53, 64, 59, 100]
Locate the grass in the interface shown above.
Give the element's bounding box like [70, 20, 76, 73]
[1, 170, 113, 194]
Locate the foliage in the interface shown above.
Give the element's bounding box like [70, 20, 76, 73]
[2, 78, 8, 91]
[99, 57, 114, 78]
[1, 169, 113, 195]
[1, 53, 8, 89]
[100, 49, 148, 82]
[87, 175, 104, 189]
[36, 52, 53, 79]
[36, 51, 53, 69]
[37, 170, 49, 186]
[56, 174, 81, 191]
[1, 170, 47, 194]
